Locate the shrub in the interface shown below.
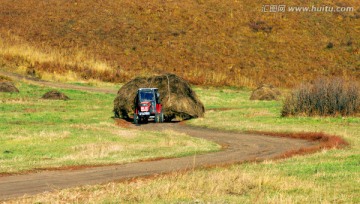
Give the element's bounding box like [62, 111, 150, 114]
[282, 78, 360, 117]
[326, 42, 334, 49]
[248, 20, 272, 33]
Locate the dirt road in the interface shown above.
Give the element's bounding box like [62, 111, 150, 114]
[0, 70, 318, 200]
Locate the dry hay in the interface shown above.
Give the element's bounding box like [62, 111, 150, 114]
[114, 74, 205, 121]
[42, 90, 70, 100]
[0, 81, 19, 93]
[250, 84, 281, 101]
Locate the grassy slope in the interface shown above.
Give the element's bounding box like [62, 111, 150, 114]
[12, 87, 360, 203]
[0, 0, 359, 87]
[0, 83, 219, 173]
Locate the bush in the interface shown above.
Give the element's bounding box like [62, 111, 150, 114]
[248, 20, 273, 33]
[282, 78, 360, 117]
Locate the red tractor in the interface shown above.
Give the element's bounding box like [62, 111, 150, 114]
[133, 88, 164, 124]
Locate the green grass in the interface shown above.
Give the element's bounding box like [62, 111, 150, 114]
[0, 83, 219, 173]
[13, 86, 359, 203]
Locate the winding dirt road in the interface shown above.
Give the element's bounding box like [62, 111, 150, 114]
[0, 70, 318, 201]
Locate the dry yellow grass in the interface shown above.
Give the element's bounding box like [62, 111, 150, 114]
[0, 0, 359, 87]
[0, 33, 114, 82]
[11, 162, 357, 203]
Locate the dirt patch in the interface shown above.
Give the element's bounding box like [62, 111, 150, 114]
[114, 74, 205, 121]
[0, 82, 19, 93]
[250, 84, 281, 101]
[41, 90, 69, 100]
[115, 119, 131, 128]
[24, 108, 37, 113]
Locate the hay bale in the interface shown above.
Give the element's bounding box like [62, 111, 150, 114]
[42, 90, 70, 100]
[0, 82, 19, 93]
[114, 74, 205, 121]
[250, 84, 281, 101]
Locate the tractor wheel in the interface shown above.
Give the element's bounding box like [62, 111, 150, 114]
[160, 112, 164, 123]
[133, 113, 138, 124]
[155, 113, 159, 123]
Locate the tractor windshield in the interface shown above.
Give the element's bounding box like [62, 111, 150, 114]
[139, 91, 155, 102]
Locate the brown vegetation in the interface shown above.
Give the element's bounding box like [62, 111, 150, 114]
[249, 84, 281, 101]
[0, 0, 359, 87]
[282, 78, 360, 117]
[41, 90, 69, 100]
[114, 74, 204, 121]
[0, 75, 12, 82]
[0, 81, 19, 93]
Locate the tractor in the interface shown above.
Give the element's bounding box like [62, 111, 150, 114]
[133, 88, 164, 124]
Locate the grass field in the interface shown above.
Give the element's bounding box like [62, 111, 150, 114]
[0, 82, 219, 174]
[10, 86, 360, 203]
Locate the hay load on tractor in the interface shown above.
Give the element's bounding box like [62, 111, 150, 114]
[113, 74, 205, 122]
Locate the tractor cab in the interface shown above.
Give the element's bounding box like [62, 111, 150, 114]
[133, 88, 164, 124]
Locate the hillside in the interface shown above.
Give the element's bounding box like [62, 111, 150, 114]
[0, 0, 359, 87]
